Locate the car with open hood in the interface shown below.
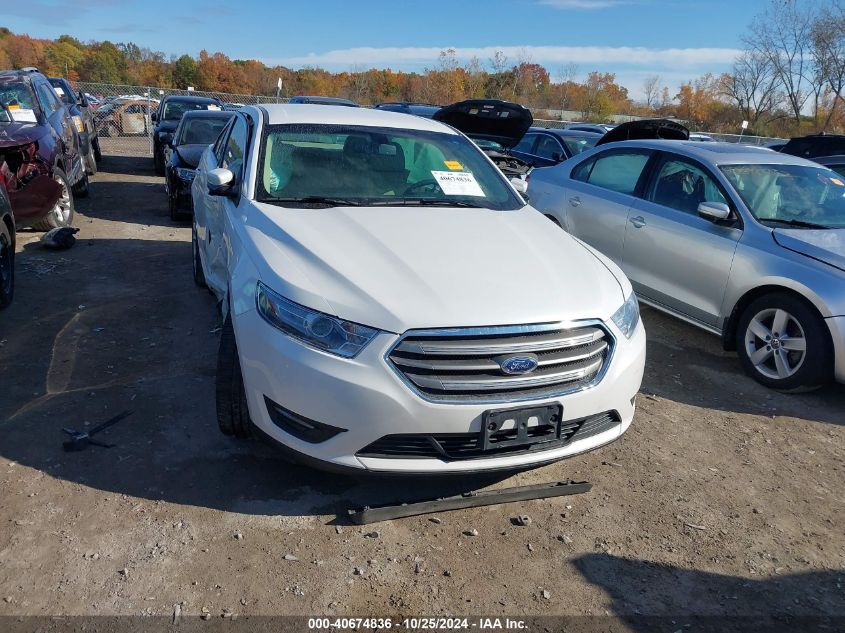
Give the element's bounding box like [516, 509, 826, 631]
[165, 109, 234, 220]
[152, 95, 224, 174]
[0, 68, 87, 230]
[510, 127, 602, 168]
[528, 136, 845, 391]
[188, 104, 645, 473]
[433, 99, 534, 179]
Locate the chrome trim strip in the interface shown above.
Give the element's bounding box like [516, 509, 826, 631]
[383, 320, 616, 405]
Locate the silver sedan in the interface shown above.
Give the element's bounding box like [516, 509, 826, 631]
[529, 140, 845, 391]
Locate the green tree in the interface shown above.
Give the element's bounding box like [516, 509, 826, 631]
[79, 42, 127, 83]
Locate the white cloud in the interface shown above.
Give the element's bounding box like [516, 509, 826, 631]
[268, 45, 741, 71]
[538, 0, 630, 8]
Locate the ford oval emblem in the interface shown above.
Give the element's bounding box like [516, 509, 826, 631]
[498, 355, 539, 375]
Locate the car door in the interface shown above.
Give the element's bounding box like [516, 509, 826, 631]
[200, 115, 248, 296]
[621, 152, 743, 327]
[510, 132, 540, 165]
[561, 148, 653, 262]
[35, 80, 75, 174]
[533, 134, 567, 165]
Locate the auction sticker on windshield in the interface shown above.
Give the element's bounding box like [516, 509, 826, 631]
[8, 108, 37, 123]
[432, 171, 485, 197]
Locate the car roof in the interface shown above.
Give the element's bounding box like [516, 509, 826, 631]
[529, 127, 602, 138]
[164, 95, 220, 103]
[258, 104, 457, 134]
[596, 139, 823, 166]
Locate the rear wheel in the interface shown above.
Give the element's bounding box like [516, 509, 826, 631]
[154, 147, 165, 176]
[31, 169, 74, 231]
[84, 150, 97, 175]
[92, 137, 102, 162]
[216, 315, 253, 438]
[736, 292, 832, 392]
[0, 219, 14, 309]
[73, 171, 90, 198]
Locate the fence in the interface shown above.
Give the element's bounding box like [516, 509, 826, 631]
[74, 81, 786, 158]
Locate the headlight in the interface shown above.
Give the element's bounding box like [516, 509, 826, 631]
[256, 282, 380, 358]
[611, 292, 640, 339]
[176, 167, 196, 181]
[71, 115, 84, 133]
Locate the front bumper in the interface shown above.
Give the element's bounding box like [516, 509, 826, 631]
[827, 316, 845, 383]
[233, 308, 646, 473]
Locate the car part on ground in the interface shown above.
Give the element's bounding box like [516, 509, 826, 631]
[0, 68, 85, 230]
[191, 104, 645, 473]
[152, 95, 224, 175]
[165, 109, 235, 220]
[528, 138, 845, 390]
[40, 226, 80, 250]
[595, 118, 689, 145]
[62, 410, 134, 452]
[348, 480, 593, 524]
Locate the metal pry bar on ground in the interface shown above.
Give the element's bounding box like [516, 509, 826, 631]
[62, 410, 134, 452]
[347, 480, 592, 525]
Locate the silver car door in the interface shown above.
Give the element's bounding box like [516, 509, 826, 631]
[562, 148, 653, 262]
[622, 153, 742, 328]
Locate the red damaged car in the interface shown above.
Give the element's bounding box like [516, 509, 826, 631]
[0, 68, 88, 231]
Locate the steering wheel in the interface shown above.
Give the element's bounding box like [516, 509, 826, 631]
[403, 179, 442, 196]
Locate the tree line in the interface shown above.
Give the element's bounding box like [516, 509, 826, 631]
[1, 0, 844, 136]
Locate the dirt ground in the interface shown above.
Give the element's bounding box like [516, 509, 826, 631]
[0, 156, 843, 628]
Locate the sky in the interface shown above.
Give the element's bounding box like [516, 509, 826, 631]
[2, 0, 767, 100]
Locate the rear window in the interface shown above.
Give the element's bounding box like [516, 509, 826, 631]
[573, 150, 651, 195]
[162, 100, 219, 121]
[177, 116, 232, 145]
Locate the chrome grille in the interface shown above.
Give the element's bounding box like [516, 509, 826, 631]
[387, 322, 612, 403]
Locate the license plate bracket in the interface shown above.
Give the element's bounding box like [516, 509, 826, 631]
[480, 403, 563, 452]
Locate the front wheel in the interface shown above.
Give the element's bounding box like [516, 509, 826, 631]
[73, 171, 90, 198]
[736, 293, 832, 392]
[216, 315, 253, 438]
[0, 219, 14, 309]
[31, 169, 74, 231]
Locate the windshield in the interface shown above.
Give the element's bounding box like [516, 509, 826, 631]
[257, 124, 523, 210]
[561, 136, 597, 156]
[177, 116, 231, 145]
[163, 100, 219, 121]
[0, 81, 38, 122]
[721, 164, 845, 229]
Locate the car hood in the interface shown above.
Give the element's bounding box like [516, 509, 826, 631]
[433, 100, 533, 149]
[243, 203, 627, 333]
[773, 228, 845, 272]
[596, 118, 689, 146]
[174, 144, 207, 168]
[0, 122, 44, 148]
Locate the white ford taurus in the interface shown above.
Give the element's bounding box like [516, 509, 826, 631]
[191, 104, 645, 473]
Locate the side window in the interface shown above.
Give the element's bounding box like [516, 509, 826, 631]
[513, 133, 537, 153]
[648, 157, 728, 215]
[535, 135, 564, 160]
[213, 119, 234, 164]
[585, 151, 651, 195]
[35, 82, 60, 116]
[221, 116, 248, 180]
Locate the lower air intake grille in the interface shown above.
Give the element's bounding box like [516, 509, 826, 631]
[387, 322, 612, 403]
[357, 410, 621, 460]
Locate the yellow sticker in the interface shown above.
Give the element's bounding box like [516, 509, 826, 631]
[7, 104, 19, 110]
[832, 178, 844, 186]
[444, 160, 464, 170]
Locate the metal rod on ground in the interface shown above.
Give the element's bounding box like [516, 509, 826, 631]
[347, 480, 592, 525]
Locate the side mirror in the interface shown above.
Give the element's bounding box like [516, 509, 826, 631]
[207, 167, 234, 195]
[698, 201, 731, 221]
[151, 111, 158, 122]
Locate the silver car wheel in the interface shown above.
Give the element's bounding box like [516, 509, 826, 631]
[50, 175, 72, 226]
[745, 308, 807, 380]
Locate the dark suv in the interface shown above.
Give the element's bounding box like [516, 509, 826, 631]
[49, 76, 101, 174]
[152, 95, 223, 175]
[0, 68, 87, 230]
[780, 133, 845, 159]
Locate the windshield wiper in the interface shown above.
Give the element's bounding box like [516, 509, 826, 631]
[262, 196, 363, 208]
[762, 218, 832, 230]
[369, 198, 487, 208]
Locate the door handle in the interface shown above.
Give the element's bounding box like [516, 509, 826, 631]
[629, 216, 647, 228]
[568, 196, 581, 207]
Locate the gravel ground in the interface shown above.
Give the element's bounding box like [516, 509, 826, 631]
[0, 156, 843, 627]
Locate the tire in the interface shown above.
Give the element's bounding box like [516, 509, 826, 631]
[92, 137, 102, 162]
[31, 169, 74, 231]
[0, 219, 14, 310]
[216, 314, 253, 438]
[192, 223, 206, 288]
[154, 148, 165, 176]
[73, 171, 90, 198]
[169, 194, 180, 221]
[85, 150, 97, 175]
[736, 292, 832, 392]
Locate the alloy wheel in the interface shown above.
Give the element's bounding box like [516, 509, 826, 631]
[50, 176, 72, 226]
[744, 308, 807, 380]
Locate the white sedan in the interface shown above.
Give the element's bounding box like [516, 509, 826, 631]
[191, 104, 645, 473]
